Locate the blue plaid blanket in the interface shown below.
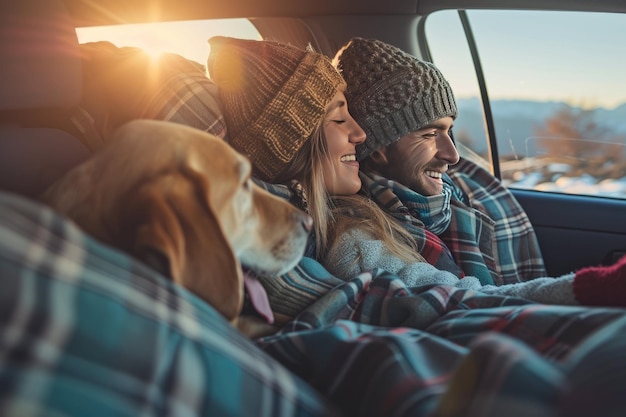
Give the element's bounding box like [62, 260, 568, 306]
[2, 191, 626, 416]
[0, 192, 337, 417]
[259, 271, 626, 416]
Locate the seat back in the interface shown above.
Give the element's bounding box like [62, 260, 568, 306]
[0, 0, 90, 199]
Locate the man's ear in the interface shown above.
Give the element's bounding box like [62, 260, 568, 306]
[366, 149, 389, 168]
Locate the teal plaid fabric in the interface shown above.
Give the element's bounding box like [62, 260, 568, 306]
[362, 158, 547, 285]
[0, 191, 338, 417]
[259, 270, 626, 417]
[3, 191, 626, 416]
[446, 158, 547, 283]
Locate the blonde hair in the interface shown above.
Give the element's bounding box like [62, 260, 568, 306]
[277, 113, 425, 265]
[328, 195, 424, 267]
[275, 125, 334, 259]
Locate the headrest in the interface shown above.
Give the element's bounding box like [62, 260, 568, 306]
[0, 0, 82, 110]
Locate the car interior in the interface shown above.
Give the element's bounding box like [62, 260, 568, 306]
[1, 0, 626, 415]
[3, 0, 625, 277]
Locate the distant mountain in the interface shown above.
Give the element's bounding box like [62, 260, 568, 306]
[455, 98, 626, 157]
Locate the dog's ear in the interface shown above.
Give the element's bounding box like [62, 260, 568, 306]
[122, 177, 244, 322]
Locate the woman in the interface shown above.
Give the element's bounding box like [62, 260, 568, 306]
[207, 36, 418, 264]
[208, 36, 626, 308]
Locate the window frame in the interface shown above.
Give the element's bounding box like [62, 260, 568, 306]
[419, 9, 626, 201]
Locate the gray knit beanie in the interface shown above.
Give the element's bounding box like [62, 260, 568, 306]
[333, 38, 457, 160]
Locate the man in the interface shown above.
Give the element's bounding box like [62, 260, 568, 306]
[333, 38, 546, 285]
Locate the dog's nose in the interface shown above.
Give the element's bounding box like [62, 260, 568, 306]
[297, 212, 313, 234]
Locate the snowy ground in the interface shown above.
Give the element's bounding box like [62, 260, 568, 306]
[501, 160, 626, 198]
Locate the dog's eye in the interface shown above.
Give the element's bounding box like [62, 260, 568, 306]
[243, 178, 252, 191]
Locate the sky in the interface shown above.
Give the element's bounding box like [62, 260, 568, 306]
[76, 10, 626, 110]
[425, 10, 626, 109]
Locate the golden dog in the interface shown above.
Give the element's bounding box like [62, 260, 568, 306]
[42, 119, 312, 336]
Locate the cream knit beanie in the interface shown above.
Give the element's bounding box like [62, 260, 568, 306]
[208, 36, 345, 182]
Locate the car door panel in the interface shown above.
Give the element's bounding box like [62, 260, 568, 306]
[514, 189, 626, 276]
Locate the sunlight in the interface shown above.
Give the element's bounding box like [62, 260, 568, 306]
[76, 19, 260, 65]
[135, 43, 164, 61]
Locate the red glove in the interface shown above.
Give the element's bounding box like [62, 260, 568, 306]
[573, 255, 626, 306]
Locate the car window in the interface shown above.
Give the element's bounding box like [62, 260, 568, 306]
[76, 19, 261, 66]
[425, 10, 626, 199]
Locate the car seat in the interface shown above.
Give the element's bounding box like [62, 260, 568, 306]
[0, 0, 90, 199]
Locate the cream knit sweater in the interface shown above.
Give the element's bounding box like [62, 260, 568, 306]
[325, 229, 578, 305]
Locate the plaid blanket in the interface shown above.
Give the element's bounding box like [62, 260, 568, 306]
[259, 271, 626, 416]
[68, 42, 228, 152]
[446, 158, 547, 283]
[360, 158, 547, 286]
[2, 192, 625, 416]
[0, 192, 337, 417]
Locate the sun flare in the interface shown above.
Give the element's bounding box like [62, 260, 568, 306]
[75, 19, 261, 66]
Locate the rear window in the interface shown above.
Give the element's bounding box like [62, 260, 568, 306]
[76, 19, 261, 66]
